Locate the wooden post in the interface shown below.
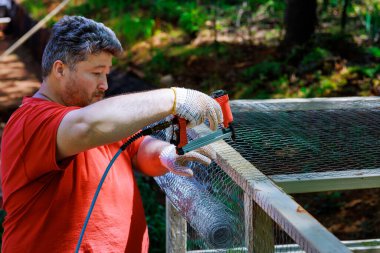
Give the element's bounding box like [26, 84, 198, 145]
[244, 193, 254, 253]
[166, 197, 187, 253]
[245, 193, 274, 253]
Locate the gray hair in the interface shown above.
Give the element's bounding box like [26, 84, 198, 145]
[41, 16, 123, 78]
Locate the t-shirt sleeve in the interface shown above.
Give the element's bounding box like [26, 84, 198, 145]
[21, 103, 77, 180]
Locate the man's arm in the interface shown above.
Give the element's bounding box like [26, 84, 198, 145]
[133, 136, 216, 177]
[56, 87, 223, 161]
[132, 136, 170, 177]
[57, 89, 174, 160]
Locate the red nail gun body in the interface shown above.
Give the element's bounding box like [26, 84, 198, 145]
[172, 90, 236, 155]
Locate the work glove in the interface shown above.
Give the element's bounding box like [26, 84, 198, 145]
[172, 87, 223, 131]
[159, 144, 216, 177]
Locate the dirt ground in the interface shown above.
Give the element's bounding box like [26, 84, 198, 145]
[294, 189, 380, 241]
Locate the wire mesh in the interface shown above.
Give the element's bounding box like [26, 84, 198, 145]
[150, 124, 304, 252]
[156, 164, 241, 249]
[156, 161, 304, 253]
[151, 99, 371, 252]
[226, 105, 380, 176]
[184, 162, 244, 251]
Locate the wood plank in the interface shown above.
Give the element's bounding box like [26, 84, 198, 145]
[189, 124, 351, 253]
[166, 197, 187, 253]
[186, 238, 380, 252]
[244, 193, 254, 253]
[231, 96, 380, 112]
[271, 169, 380, 193]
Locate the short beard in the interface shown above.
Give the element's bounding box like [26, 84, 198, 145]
[62, 76, 91, 107]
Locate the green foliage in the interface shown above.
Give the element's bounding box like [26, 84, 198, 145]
[178, 4, 207, 36]
[247, 0, 285, 16]
[300, 47, 332, 66]
[67, 0, 119, 18]
[113, 14, 155, 45]
[152, 1, 208, 35]
[349, 65, 380, 78]
[367, 46, 380, 58]
[364, 1, 380, 41]
[171, 43, 228, 59]
[21, 0, 46, 20]
[151, 0, 183, 21]
[147, 49, 174, 77]
[87, 0, 107, 10]
[242, 60, 282, 81]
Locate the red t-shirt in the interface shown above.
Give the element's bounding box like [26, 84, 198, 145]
[0, 97, 149, 252]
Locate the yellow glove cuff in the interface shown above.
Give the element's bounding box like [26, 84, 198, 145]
[170, 87, 177, 114]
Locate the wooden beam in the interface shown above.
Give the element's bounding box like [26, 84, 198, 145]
[186, 238, 380, 252]
[231, 97, 380, 112]
[271, 168, 380, 193]
[244, 193, 254, 253]
[166, 198, 187, 253]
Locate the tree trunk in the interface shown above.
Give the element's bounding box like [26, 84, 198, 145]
[341, 0, 350, 33]
[283, 0, 318, 46]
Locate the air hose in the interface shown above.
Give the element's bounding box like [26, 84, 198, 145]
[74, 121, 171, 253]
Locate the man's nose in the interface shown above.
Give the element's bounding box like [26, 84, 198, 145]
[98, 75, 108, 91]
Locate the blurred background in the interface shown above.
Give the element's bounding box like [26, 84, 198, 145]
[0, 0, 380, 252]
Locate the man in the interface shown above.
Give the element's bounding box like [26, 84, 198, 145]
[0, 16, 223, 252]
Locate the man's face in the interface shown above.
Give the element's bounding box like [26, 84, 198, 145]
[60, 52, 112, 107]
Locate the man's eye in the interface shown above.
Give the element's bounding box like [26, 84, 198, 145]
[93, 72, 101, 76]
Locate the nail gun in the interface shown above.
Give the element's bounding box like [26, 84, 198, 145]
[171, 90, 236, 155]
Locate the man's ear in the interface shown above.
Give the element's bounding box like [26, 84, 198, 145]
[52, 60, 65, 78]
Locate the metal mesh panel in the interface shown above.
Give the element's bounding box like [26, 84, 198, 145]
[226, 106, 380, 176]
[158, 162, 303, 253]
[184, 163, 245, 251]
[151, 99, 364, 252]
[251, 202, 301, 253]
[156, 164, 242, 249]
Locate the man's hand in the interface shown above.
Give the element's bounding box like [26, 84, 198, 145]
[172, 87, 223, 131]
[159, 145, 216, 177]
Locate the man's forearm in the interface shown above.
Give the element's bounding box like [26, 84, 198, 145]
[134, 136, 170, 177]
[82, 89, 174, 142]
[57, 89, 174, 159]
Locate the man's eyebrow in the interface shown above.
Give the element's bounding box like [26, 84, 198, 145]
[92, 65, 111, 69]
[90, 65, 112, 73]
